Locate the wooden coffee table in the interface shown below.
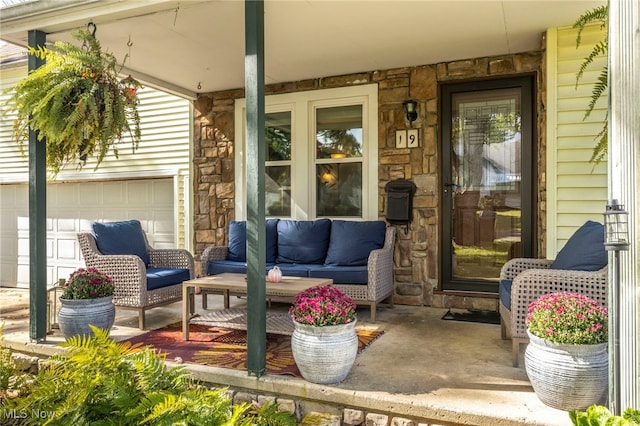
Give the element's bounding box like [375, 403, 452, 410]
[182, 273, 332, 340]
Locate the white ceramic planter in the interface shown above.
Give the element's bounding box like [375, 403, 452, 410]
[524, 330, 608, 411]
[291, 319, 358, 384]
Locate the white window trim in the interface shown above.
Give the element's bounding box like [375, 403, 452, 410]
[234, 84, 378, 220]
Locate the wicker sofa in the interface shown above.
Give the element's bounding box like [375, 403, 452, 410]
[201, 219, 396, 321]
[77, 220, 195, 329]
[499, 220, 608, 366]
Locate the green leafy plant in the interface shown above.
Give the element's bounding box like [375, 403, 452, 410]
[573, 5, 608, 164]
[526, 292, 607, 344]
[570, 404, 640, 425]
[4, 25, 141, 176]
[61, 267, 115, 300]
[1, 326, 296, 425]
[289, 285, 356, 326]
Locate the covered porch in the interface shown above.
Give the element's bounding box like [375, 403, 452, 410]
[0, 287, 567, 425]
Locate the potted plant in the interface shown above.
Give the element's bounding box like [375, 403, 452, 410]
[58, 267, 116, 339]
[524, 292, 608, 411]
[288, 285, 358, 384]
[6, 23, 141, 176]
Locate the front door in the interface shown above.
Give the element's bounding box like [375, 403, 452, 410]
[440, 76, 535, 293]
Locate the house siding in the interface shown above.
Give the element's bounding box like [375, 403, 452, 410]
[546, 24, 608, 257]
[193, 51, 544, 309]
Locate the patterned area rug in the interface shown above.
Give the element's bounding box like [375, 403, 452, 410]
[125, 322, 384, 377]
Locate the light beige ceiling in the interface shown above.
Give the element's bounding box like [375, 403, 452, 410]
[0, 0, 604, 99]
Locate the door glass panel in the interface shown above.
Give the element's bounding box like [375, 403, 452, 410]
[265, 112, 291, 217]
[450, 88, 522, 281]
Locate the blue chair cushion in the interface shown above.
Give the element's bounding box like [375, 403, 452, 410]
[308, 265, 369, 284]
[146, 268, 190, 291]
[325, 220, 386, 266]
[92, 220, 150, 266]
[227, 219, 279, 263]
[551, 221, 607, 271]
[276, 219, 331, 264]
[499, 279, 513, 311]
[276, 263, 317, 278]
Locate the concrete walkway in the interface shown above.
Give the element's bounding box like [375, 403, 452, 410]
[0, 288, 571, 425]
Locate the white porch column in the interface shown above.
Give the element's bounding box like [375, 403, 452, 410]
[608, 0, 640, 412]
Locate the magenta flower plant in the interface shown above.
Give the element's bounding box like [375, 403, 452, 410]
[526, 292, 607, 344]
[289, 285, 356, 326]
[62, 267, 115, 300]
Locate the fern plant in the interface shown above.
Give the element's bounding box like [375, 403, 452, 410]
[5, 25, 141, 176]
[1, 326, 296, 425]
[573, 5, 608, 164]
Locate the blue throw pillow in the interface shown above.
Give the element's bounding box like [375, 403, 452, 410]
[551, 221, 607, 271]
[92, 220, 150, 266]
[325, 220, 386, 266]
[227, 219, 279, 263]
[277, 219, 331, 264]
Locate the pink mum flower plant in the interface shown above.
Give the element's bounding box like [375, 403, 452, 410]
[526, 292, 607, 344]
[289, 285, 356, 326]
[62, 267, 115, 300]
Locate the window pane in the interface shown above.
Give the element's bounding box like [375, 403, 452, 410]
[266, 166, 291, 217]
[316, 163, 362, 217]
[316, 105, 363, 159]
[266, 111, 291, 161]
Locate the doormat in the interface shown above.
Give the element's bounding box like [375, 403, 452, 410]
[124, 322, 384, 378]
[441, 309, 501, 325]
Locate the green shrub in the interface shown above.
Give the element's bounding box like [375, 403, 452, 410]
[570, 404, 640, 425]
[0, 326, 296, 425]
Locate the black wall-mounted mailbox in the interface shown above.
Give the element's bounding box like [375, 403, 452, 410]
[385, 178, 417, 233]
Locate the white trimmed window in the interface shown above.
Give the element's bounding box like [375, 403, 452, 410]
[234, 84, 378, 220]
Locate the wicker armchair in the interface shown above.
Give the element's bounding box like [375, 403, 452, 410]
[499, 258, 608, 367]
[77, 232, 195, 329]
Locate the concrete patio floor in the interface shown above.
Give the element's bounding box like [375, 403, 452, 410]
[0, 287, 572, 425]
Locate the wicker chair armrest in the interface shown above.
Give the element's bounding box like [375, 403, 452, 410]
[202, 246, 229, 263]
[510, 266, 608, 340]
[149, 248, 195, 279]
[366, 227, 396, 300]
[500, 258, 553, 281]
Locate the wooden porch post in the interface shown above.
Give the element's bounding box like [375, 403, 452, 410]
[244, 0, 267, 377]
[28, 29, 48, 342]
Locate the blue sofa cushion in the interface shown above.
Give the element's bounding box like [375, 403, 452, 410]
[499, 279, 513, 311]
[207, 260, 276, 276]
[276, 263, 318, 278]
[325, 220, 386, 266]
[551, 221, 607, 271]
[227, 219, 279, 263]
[308, 265, 369, 284]
[146, 268, 190, 291]
[92, 220, 150, 266]
[276, 219, 331, 264]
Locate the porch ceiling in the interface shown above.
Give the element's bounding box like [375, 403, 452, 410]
[0, 0, 603, 99]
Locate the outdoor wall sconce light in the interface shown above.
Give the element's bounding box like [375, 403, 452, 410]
[604, 199, 629, 250]
[603, 198, 630, 415]
[403, 99, 418, 127]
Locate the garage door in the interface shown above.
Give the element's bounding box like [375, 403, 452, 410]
[0, 178, 174, 288]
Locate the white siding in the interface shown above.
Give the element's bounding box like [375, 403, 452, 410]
[546, 25, 608, 257]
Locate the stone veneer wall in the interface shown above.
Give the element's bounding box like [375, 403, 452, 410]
[193, 49, 546, 311]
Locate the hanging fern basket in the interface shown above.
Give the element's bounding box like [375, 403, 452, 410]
[7, 23, 141, 176]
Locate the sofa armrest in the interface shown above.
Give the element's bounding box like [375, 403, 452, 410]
[499, 258, 553, 281]
[366, 227, 396, 301]
[149, 248, 195, 279]
[509, 266, 608, 340]
[202, 246, 229, 263]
